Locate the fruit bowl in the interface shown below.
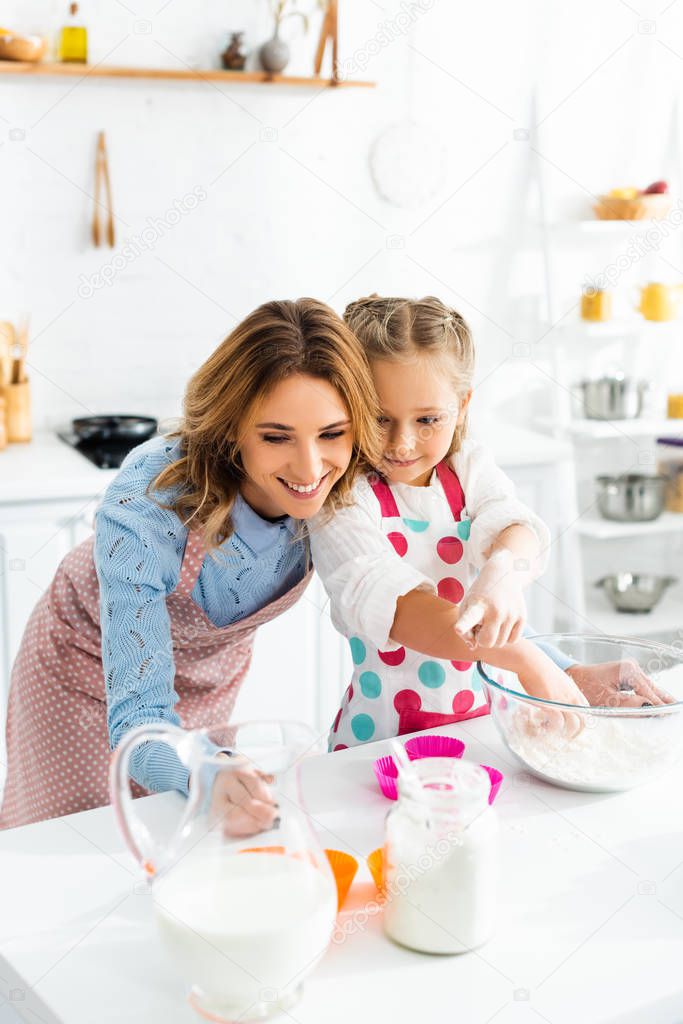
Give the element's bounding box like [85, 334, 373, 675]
[593, 193, 672, 221]
[477, 635, 683, 793]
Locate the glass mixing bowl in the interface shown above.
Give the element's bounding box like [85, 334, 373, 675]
[477, 634, 683, 793]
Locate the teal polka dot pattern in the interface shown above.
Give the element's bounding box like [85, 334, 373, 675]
[402, 518, 429, 533]
[471, 666, 482, 692]
[349, 636, 366, 666]
[418, 661, 447, 688]
[351, 713, 375, 741]
[359, 671, 382, 699]
[457, 518, 471, 541]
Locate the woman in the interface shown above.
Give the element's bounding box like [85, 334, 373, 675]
[0, 298, 383, 831]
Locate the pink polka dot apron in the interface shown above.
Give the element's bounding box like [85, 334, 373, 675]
[330, 460, 489, 750]
[0, 530, 311, 830]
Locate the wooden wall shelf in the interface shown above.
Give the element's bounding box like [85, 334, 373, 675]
[0, 61, 374, 88]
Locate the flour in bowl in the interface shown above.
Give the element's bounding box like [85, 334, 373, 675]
[502, 665, 683, 791]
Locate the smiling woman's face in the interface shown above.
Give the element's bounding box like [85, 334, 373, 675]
[238, 373, 354, 519]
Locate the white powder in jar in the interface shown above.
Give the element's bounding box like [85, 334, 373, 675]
[382, 760, 499, 953]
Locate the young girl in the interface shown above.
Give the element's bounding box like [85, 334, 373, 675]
[0, 298, 383, 830]
[311, 295, 588, 750]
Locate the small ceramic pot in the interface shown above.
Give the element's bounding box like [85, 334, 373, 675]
[260, 34, 289, 73]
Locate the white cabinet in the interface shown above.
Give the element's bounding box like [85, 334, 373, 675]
[0, 499, 99, 700]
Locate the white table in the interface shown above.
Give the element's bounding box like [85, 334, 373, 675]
[1, 717, 682, 1024]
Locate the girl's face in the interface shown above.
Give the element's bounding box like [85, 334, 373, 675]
[239, 373, 354, 519]
[372, 356, 470, 487]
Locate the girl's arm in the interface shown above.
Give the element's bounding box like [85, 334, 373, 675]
[450, 443, 550, 647]
[454, 525, 538, 647]
[487, 522, 540, 579]
[392, 591, 586, 706]
[455, 440, 550, 575]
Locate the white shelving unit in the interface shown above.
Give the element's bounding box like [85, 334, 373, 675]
[539, 213, 683, 638]
[532, 95, 683, 639]
[537, 415, 681, 441]
[576, 509, 683, 540]
[487, 89, 683, 639]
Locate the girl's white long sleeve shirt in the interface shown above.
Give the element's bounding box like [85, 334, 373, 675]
[309, 439, 551, 650]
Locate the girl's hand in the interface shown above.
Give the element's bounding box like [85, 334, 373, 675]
[209, 754, 279, 837]
[523, 663, 591, 709]
[510, 642, 589, 739]
[455, 549, 526, 648]
[566, 660, 675, 708]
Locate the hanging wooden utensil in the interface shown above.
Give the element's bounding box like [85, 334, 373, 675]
[93, 133, 104, 247]
[314, 0, 339, 82]
[92, 132, 115, 247]
[99, 131, 116, 248]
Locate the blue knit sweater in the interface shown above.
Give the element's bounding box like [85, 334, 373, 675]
[94, 436, 306, 795]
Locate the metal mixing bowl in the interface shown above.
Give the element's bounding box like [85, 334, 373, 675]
[596, 473, 667, 521]
[595, 573, 677, 613]
[477, 635, 683, 792]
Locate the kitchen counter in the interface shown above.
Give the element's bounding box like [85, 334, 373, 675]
[0, 433, 117, 504]
[0, 426, 571, 505]
[0, 716, 680, 1024]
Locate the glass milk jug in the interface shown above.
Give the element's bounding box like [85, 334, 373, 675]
[382, 758, 499, 954]
[110, 720, 337, 1022]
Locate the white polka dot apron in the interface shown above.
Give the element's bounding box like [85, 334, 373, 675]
[0, 530, 311, 829]
[329, 460, 489, 750]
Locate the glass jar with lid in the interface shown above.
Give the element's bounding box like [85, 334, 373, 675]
[382, 758, 499, 954]
[656, 436, 683, 513]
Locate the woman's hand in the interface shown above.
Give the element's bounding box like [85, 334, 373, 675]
[209, 754, 279, 837]
[566, 660, 675, 708]
[455, 549, 527, 648]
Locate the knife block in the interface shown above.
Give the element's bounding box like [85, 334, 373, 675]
[6, 379, 32, 443]
[0, 394, 7, 450]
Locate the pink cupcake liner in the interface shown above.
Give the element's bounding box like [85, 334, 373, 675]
[480, 764, 504, 804]
[373, 750, 503, 805]
[373, 755, 399, 801]
[404, 734, 466, 762]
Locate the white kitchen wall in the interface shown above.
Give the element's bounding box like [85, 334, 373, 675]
[2, 0, 683, 435]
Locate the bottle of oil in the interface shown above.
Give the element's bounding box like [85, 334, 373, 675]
[59, 3, 87, 63]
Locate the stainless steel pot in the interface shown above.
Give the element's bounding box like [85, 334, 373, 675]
[596, 473, 667, 521]
[577, 375, 649, 420]
[595, 573, 677, 613]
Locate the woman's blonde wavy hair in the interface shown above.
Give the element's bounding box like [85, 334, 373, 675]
[343, 294, 475, 456]
[151, 298, 383, 550]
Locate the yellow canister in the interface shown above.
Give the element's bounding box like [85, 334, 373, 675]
[667, 394, 683, 419]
